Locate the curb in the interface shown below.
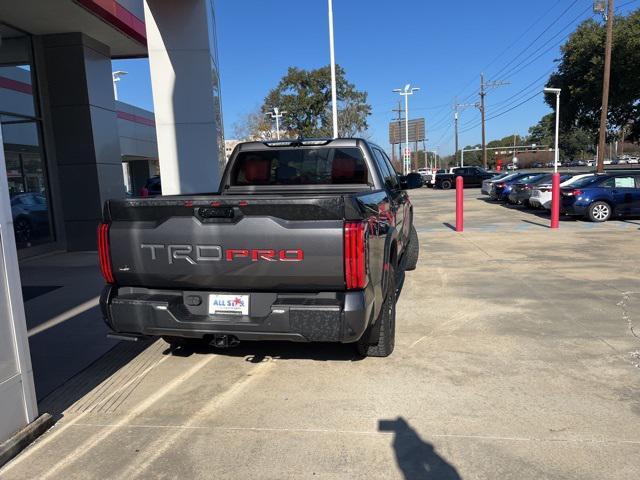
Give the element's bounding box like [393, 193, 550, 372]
[0, 413, 54, 468]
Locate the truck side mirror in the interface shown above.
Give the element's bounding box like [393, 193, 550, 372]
[400, 172, 423, 190]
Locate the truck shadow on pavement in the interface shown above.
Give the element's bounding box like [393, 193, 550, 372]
[379, 417, 461, 480]
[164, 340, 365, 362]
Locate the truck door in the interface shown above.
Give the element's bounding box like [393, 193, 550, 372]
[373, 148, 407, 250]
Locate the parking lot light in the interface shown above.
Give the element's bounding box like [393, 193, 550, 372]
[393, 85, 420, 175]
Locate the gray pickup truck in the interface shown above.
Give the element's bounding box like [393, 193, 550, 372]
[98, 138, 421, 357]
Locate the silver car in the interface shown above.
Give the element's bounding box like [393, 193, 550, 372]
[481, 173, 512, 195]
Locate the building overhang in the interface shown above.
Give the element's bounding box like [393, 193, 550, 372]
[0, 0, 148, 58]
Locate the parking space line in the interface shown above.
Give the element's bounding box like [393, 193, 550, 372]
[63, 422, 640, 446]
[6, 355, 215, 480]
[123, 359, 276, 480]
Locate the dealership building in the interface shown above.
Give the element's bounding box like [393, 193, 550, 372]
[0, 0, 224, 451]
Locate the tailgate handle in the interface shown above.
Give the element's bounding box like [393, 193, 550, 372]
[197, 206, 235, 220]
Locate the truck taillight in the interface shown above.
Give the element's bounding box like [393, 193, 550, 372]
[97, 223, 115, 284]
[344, 221, 366, 290]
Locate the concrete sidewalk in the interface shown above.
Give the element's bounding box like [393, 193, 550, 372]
[19, 252, 118, 400]
[2, 188, 639, 479]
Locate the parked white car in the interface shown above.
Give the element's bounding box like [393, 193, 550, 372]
[529, 174, 594, 209]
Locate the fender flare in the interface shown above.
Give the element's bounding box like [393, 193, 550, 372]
[381, 226, 400, 306]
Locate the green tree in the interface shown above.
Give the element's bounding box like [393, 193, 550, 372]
[528, 114, 595, 160]
[546, 10, 640, 140]
[232, 106, 274, 140]
[262, 65, 371, 138]
[527, 113, 554, 146]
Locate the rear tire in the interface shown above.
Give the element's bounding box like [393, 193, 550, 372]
[404, 226, 419, 271]
[441, 180, 452, 190]
[587, 201, 611, 222]
[357, 267, 396, 358]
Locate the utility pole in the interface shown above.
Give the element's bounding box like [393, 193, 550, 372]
[454, 110, 459, 166]
[392, 102, 404, 167]
[595, 0, 615, 173]
[478, 73, 509, 169]
[454, 102, 477, 167]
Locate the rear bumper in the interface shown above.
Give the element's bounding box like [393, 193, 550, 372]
[560, 198, 587, 216]
[560, 204, 587, 216]
[100, 285, 374, 344]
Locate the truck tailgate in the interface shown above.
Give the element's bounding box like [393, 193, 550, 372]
[105, 196, 347, 291]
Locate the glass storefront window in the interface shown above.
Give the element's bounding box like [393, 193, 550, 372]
[0, 25, 54, 250]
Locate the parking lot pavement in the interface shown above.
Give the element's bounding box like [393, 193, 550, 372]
[415, 187, 640, 233]
[3, 187, 640, 479]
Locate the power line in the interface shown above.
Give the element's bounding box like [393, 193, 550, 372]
[459, 91, 543, 134]
[491, 0, 582, 79]
[480, 1, 567, 76]
[459, 70, 553, 129]
[500, 5, 593, 80]
[431, 1, 585, 143]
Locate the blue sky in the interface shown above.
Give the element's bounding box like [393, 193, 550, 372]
[113, 0, 638, 156]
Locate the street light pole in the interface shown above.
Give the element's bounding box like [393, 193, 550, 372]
[595, 0, 615, 173]
[327, 0, 339, 139]
[393, 84, 420, 174]
[112, 70, 128, 101]
[404, 93, 410, 174]
[265, 107, 287, 140]
[545, 87, 561, 229]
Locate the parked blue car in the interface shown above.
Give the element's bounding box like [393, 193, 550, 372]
[561, 173, 640, 222]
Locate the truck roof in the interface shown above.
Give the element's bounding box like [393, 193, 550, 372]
[234, 138, 373, 152]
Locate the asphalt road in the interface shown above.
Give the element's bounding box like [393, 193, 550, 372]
[3, 187, 640, 480]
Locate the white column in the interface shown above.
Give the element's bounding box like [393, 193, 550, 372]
[144, 0, 223, 195]
[0, 125, 38, 443]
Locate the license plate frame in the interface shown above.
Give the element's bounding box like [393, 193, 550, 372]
[208, 294, 249, 316]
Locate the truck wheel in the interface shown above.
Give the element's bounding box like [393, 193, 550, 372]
[441, 180, 452, 190]
[587, 201, 611, 222]
[404, 226, 419, 271]
[357, 267, 396, 358]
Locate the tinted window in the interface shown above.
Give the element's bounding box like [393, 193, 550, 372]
[231, 147, 369, 186]
[373, 148, 400, 190]
[570, 176, 604, 188]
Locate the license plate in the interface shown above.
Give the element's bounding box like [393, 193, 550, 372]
[208, 294, 249, 315]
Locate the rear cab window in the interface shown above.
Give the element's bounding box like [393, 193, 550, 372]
[230, 147, 370, 186]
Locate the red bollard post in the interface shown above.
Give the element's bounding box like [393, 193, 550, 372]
[455, 176, 464, 232]
[550, 172, 560, 229]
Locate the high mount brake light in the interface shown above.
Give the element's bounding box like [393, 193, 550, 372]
[97, 223, 114, 284]
[264, 139, 331, 147]
[344, 221, 366, 290]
